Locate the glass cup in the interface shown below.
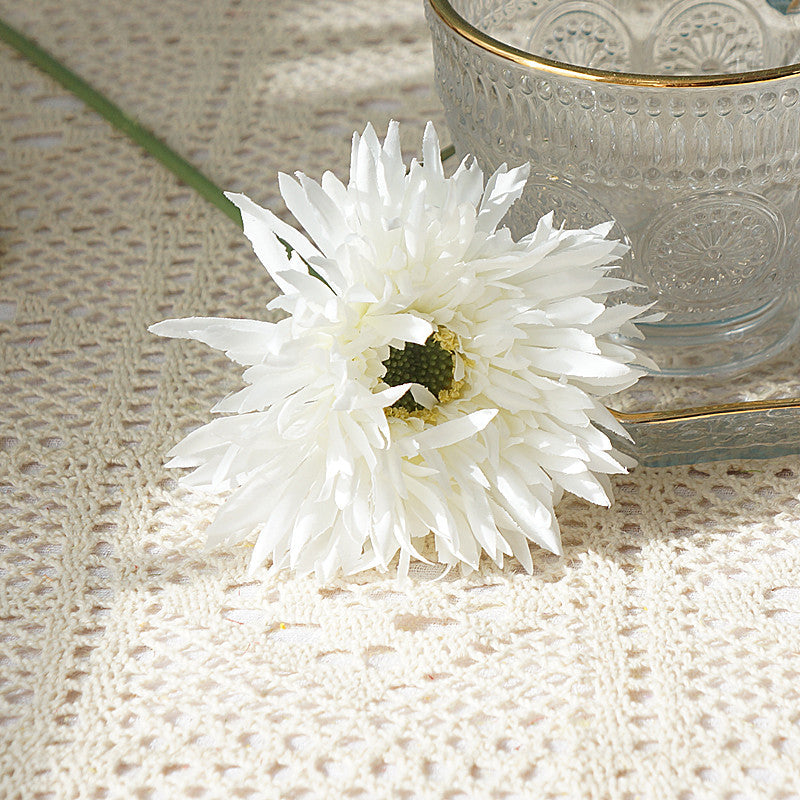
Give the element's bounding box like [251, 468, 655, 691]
[425, 0, 800, 376]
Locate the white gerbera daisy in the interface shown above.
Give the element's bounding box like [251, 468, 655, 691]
[151, 121, 648, 580]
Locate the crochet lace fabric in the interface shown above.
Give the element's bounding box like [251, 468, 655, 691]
[1, 1, 799, 798]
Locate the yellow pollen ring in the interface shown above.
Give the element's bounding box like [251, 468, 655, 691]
[438, 379, 465, 405]
[432, 326, 460, 353]
[386, 405, 440, 423]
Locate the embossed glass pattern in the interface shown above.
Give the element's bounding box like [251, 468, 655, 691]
[426, 0, 800, 375]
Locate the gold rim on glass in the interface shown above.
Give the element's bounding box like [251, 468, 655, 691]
[428, 0, 800, 87]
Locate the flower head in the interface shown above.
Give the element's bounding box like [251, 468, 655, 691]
[151, 122, 647, 579]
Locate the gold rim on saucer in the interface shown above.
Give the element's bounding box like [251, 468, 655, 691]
[612, 398, 800, 425]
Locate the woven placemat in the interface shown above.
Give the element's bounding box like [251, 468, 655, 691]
[1, 1, 799, 797]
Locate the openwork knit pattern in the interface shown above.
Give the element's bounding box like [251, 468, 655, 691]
[1, 1, 800, 798]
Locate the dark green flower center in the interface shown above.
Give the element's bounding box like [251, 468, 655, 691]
[382, 334, 455, 413]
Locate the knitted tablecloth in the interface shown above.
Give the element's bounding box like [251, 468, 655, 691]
[1, 1, 799, 798]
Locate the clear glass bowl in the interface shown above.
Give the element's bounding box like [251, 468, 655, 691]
[425, 0, 800, 376]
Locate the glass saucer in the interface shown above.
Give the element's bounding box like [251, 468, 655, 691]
[610, 324, 800, 466]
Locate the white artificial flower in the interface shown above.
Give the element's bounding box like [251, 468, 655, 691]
[151, 121, 649, 580]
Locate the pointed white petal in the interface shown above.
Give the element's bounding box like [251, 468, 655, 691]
[409, 384, 437, 409]
[367, 314, 433, 345]
[149, 317, 279, 365]
[411, 409, 498, 451]
[422, 121, 443, 179]
[225, 191, 322, 269]
[476, 162, 530, 233]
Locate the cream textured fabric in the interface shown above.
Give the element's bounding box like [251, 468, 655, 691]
[2, 1, 800, 798]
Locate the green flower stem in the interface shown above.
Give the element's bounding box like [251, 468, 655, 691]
[0, 16, 456, 233]
[440, 143, 455, 161]
[0, 17, 243, 228]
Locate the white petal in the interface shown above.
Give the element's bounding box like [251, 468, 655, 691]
[557, 470, 613, 506]
[544, 297, 605, 326]
[367, 314, 433, 345]
[410, 409, 498, 451]
[214, 364, 318, 413]
[225, 191, 321, 270]
[149, 317, 279, 365]
[278, 171, 349, 259]
[409, 384, 437, 409]
[531, 348, 631, 379]
[493, 467, 562, 555]
[422, 121, 443, 179]
[476, 162, 530, 233]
